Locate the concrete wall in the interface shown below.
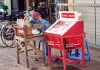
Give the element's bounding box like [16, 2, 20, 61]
[68, 0, 74, 11]
[0, 0, 11, 15]
[5, 0, 11, 15]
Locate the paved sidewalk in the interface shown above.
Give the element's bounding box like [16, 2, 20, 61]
[0, 46, 100, 70]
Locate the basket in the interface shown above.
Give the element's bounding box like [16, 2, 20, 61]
[15, 25, 32, 37]
[15, 18, 33, 37]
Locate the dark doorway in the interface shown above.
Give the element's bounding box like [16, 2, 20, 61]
[11, 0, 18, 10]
[11, 0, 26, 11]
[18, 0, 26, 11]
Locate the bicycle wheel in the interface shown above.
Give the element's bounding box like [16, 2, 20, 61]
[1, 23, 15, 47]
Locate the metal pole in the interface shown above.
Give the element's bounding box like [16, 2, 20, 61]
[57, 3, 100, 7]
[94, 0, 96, 45]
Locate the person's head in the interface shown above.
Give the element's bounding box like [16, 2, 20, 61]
[32, 12, 42, 22]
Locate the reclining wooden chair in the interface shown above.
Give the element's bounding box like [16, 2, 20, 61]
[14, 24, 45, 68]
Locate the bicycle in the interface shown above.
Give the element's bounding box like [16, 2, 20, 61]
[0, 5, 24, 47]
[0, 21, 15, 47]
[0, 4, 16, 47]
[0, 6, 35, 47]
[0, 5, 47, 47]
